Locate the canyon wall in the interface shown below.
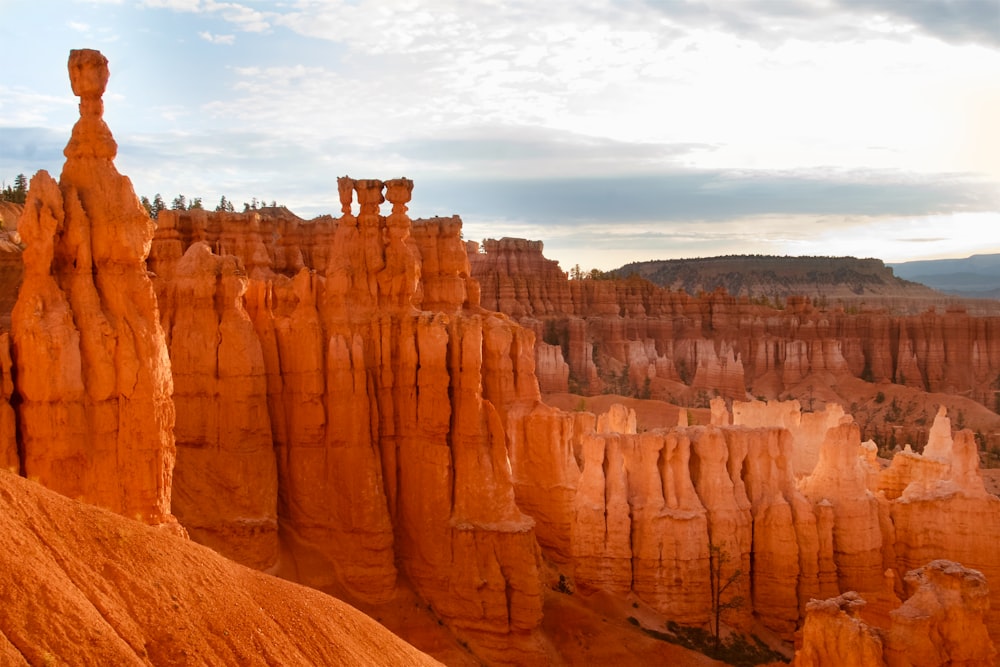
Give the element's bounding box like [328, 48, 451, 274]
[469, 237, 1000, 449]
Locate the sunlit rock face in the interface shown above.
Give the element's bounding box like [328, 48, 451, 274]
[151, 176, 547, 661]
[876, 407, 1000, 633]
[11, 49, 179, 529]
[158, 242, 278, 569]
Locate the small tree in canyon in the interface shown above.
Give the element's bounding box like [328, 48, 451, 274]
[709, 544, 744, 650]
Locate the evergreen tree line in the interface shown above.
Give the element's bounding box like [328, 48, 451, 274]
[0, 174, 28, 204]
[139, 193, 281, 220]
[2, 176, 281, 220]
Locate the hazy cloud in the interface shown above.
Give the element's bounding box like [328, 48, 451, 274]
[413, 170, 1000, 225]
[0, 127, 67, 177]
[638, 0, 999, 47]
[387, 127, 714, 177]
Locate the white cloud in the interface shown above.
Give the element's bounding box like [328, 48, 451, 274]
[20, 0, 997, 267]
[143, 0, 201, 10]
[142, 0, 271, 31]
[255, 1, 1000, 181]
[68, 20, 90, 31]
[0, 87, 76, 127]
[198, 30, 235, 45]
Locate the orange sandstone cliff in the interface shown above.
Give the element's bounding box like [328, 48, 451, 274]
[147, 183, 547, 662]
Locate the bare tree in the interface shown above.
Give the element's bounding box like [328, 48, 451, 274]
[709, 544, 744, 650]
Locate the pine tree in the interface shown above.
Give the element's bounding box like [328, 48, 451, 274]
[1, 174, 28, 204]
[216, 195, 230, 212]
[190, 197, 203, 210]
[140, 195, 153, 218]
[12, 174, 27, 204]
[171, 194, 187, 210]
[152, 194, 166, 220]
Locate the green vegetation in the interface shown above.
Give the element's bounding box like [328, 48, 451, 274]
[626, 618, 787, 666]
[0, 173, 28, 204]
[138, 193, 282, 219]
[568, 264, 616, 280]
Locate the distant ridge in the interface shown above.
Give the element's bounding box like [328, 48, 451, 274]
[613, 255, 941, 304]
[889, 253, 1000, 299]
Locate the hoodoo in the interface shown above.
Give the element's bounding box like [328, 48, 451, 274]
[11, 50, 179, 529]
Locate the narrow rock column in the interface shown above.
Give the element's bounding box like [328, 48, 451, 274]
[11, 49, 179, 528]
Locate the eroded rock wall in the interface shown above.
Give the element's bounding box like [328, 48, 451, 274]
[469, 238, 1000, 422]
[150, 177, 546, 661]
[156, 242, 278, 569]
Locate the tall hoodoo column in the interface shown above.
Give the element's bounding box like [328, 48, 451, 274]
[11, 49, 178, 528]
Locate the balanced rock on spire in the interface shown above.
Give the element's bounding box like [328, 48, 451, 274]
[11, 49, 179, 530]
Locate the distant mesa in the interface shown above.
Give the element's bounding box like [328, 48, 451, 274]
[612, 254, 943, 305]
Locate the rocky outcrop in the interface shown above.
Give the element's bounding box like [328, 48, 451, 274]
[10, 50, 178, 529]
[503, 400, 829, 638]
[885, 560, 996, 666]
[793, 592, 885, 667]
[877, 407, 1000, 632]
[504, 396, 1000, 645]
[794, 561, 996, 667]
[799, 423, 885, 595]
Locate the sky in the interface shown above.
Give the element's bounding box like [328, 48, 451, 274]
[1, 0, 999, 271]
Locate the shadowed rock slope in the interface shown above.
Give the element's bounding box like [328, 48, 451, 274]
[0, 470, 442, 667]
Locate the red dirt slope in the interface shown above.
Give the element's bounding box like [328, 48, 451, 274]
[0, 471, 441, 666]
